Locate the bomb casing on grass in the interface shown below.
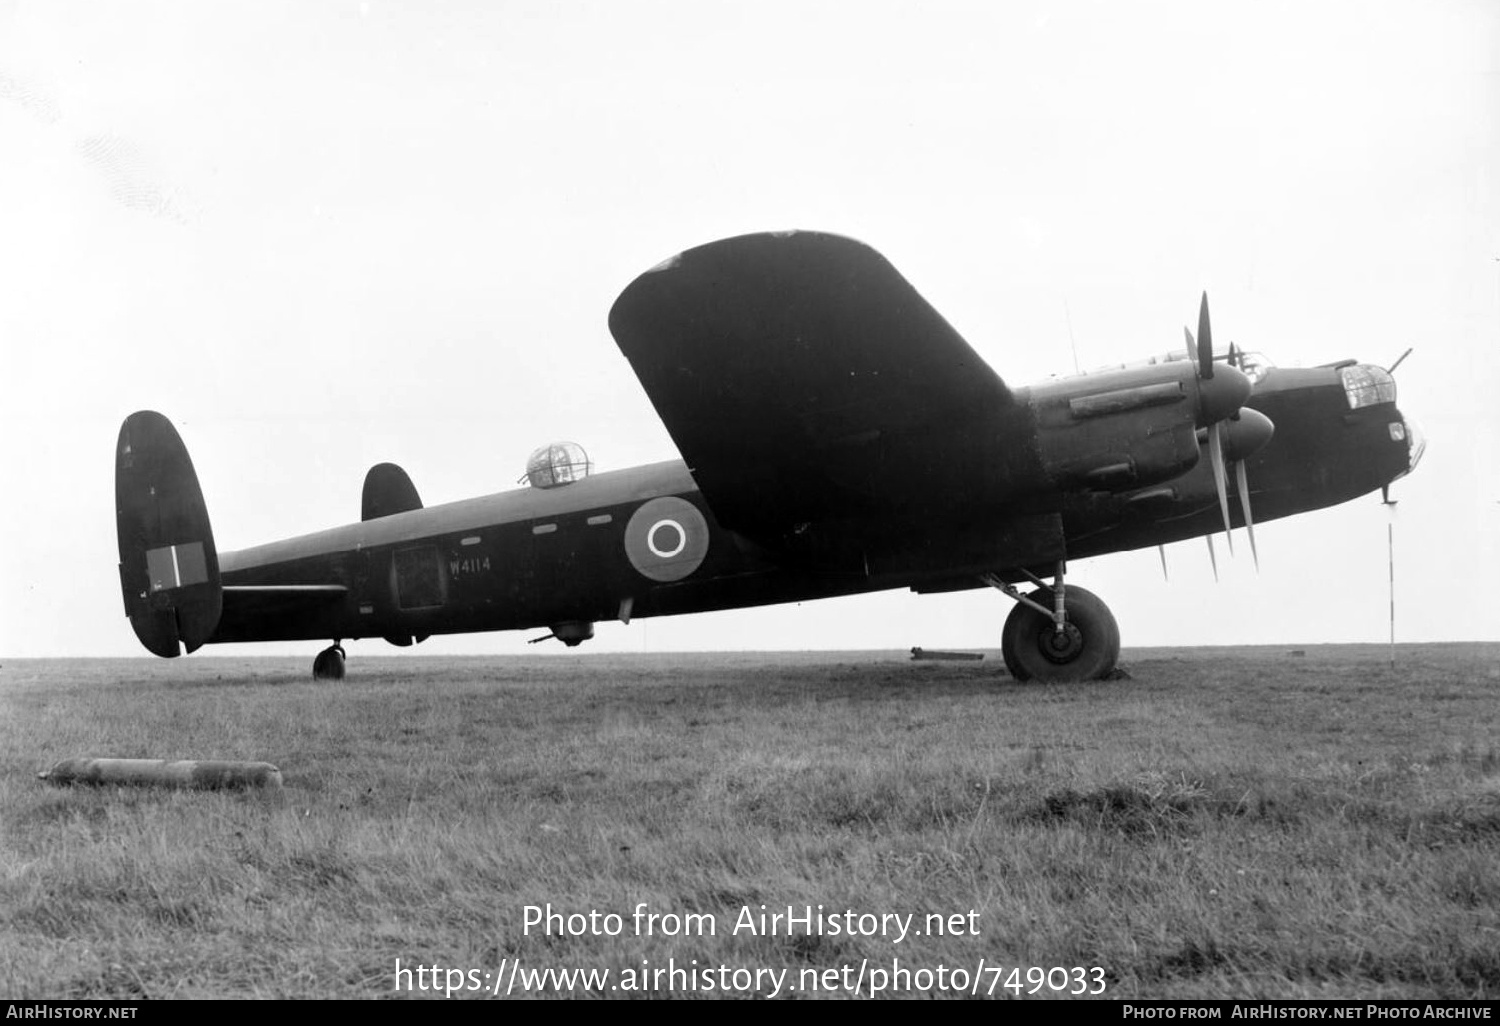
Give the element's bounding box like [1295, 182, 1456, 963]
[39, 757, 284, 791]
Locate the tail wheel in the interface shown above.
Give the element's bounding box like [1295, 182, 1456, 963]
[312, 643, 346, 681]
[1001, 585, 1120, 682]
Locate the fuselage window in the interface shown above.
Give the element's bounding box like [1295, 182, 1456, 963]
[394, 546, 444, 609]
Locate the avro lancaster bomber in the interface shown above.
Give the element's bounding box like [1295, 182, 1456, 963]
[115, 231, 1423, 681]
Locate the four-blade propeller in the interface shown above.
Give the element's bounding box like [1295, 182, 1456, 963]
[1177, 293, 1274, 576]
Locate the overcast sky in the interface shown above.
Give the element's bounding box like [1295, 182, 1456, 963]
[2, 0, 1496, 660]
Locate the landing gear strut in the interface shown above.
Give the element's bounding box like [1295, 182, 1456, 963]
[982, 563, 1120, 682]
[312, 642, 346, 680]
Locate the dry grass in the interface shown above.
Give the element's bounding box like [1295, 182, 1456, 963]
[1, 644, 1497, 999]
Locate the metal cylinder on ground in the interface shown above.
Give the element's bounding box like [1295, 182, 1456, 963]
[38, 757, 284, 791]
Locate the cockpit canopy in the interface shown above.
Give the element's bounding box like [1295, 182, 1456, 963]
[1229, 351, 1272, 384]
[521, 442, 592, 488]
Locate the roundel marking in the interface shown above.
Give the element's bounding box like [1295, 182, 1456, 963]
[647, 519, 687, 559]
[625, 497, 709, 582]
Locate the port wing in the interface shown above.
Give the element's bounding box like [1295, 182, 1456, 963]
[608, 231, 1012, 542]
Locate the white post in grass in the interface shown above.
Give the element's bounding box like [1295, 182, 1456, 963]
[1386, 502, 1397, 669]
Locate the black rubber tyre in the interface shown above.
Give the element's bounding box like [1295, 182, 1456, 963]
[1001, 585, 1120, 682]
[312, 643, 346, 681]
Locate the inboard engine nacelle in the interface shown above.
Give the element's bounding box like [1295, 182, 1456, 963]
[1028, 359, 1261, 492]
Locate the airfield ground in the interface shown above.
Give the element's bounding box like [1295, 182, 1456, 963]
[1, 645, 1497, 1000]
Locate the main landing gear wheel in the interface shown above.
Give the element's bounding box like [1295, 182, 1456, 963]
[312, 642, 346, 680]
[1001, 585, 1120, 683]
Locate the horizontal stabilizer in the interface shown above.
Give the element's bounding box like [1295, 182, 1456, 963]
[362, 462, 423, 520]
[115, 411, 221, 657]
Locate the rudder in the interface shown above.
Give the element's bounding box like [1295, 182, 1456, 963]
[361, 462, 423, 520]
[116, 411, 222, 656]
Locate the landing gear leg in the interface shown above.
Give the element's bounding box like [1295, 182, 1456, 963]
[982, 566, 1120, 683]
[312, 641, 346, 680]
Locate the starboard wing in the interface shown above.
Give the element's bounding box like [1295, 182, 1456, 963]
[607, 231, 1012, 542]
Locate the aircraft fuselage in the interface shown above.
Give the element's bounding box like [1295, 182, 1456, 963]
[208, 362, 1417, 647]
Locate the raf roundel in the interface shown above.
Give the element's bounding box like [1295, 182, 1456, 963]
[625, 497, 709, 582]
[647, 519, 687, 558]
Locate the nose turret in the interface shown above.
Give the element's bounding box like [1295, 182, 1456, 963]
[1340, 364, 1398, 410]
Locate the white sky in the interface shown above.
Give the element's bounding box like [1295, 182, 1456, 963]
[2, 0, 1497, 659]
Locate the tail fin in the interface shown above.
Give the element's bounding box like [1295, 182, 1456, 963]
[115, 411, 222, 657]
[361, 462, 423, 520]
[362, 462, 428, 648]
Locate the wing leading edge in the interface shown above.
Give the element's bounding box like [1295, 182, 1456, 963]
[608, 231, 1013, 543]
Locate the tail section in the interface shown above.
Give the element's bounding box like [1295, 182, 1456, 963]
[115, 411, 222, 657]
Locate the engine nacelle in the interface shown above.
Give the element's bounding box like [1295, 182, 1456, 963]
[1029, 364, 1204, 493]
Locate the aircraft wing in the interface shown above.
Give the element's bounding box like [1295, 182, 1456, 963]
[608, 231, 1012, 542]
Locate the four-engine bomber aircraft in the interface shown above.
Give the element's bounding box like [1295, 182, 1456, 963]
[115, 231, 1424, 681]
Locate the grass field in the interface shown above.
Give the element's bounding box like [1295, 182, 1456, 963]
[2, 644, 1497, 1000]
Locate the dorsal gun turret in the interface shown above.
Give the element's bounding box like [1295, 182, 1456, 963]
[520, 442, 592, 488]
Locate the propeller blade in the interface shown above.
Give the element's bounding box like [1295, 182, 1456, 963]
[1183, 326, 1196, 366]
[1205, 533, 1219, 582]
[1197, 292, 1213, 380]
[1158, 545, 1169, 582]
[1235, 458, 1259, 571]
[1209, 421, 1234, 554]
